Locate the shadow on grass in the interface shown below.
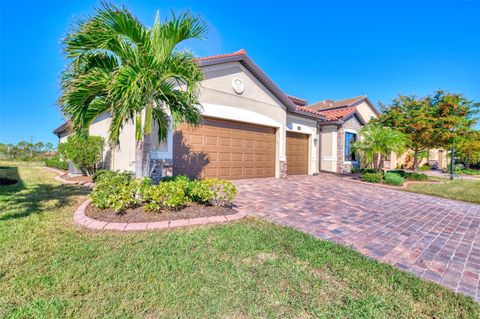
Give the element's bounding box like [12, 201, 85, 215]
[0, 182, 90, 221]
[0, 166, 25, 193]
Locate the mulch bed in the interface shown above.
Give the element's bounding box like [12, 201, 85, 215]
[86, 202, 237, 223]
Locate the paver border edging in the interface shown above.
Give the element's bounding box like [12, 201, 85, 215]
[43, 166, 94, 188]
[74, 199, 247, 231]
[44, 166, 246, 231]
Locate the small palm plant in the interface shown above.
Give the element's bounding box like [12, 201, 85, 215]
[59, 3, 207, 177]
[352, 124, 409, 172]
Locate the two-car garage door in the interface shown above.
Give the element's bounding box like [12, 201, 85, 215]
[173, 117, 276, 180]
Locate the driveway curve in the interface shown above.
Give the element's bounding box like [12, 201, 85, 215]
[234, 173, 480, 301]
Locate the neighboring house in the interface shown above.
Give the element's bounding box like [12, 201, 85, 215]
[53, 49, 390, 180]
[292, 95, 379, 173]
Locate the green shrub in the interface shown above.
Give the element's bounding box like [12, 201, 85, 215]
[419, 165, 430, 171]
[405, 172, 428, 181]
[383, 172, 404, 186]
[58, 135, 104, 176]
[90, 171, 140, 212]
[92, 169, 111, 182]
[362, 172, 382, 183]
[201, 178, 237, 206]
[458, 169, 480, 175]
[161, 175, 190, 183]
[188, 180, 214, 203]
[386, 169, 406, 177]
[143, 180, 189, 211]
[45, 156, 68, 170]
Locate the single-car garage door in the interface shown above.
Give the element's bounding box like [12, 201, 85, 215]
[286, 132, 309, 175]
[173, 117, 276, 180]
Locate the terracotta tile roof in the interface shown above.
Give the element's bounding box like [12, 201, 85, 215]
[308, 96, 365, 111]
[195, 49, 247, 61]
[286, 95, 308, 106]
[296, 106, 324, 117]
[316, 106, 357, 121]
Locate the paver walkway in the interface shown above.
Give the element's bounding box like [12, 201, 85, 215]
[234, 173, 480, 301]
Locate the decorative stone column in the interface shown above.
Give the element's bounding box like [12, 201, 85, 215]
[279, 160, 287, 178]
[150, 159, 173, 183]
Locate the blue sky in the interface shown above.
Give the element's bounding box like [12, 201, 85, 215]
[1, 0, 479, 144]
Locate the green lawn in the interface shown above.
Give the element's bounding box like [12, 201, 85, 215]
[407, 177, 480, 204]
[1, 162, 478, 318]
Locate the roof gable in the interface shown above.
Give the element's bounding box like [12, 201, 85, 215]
[197, 50, 297, 112]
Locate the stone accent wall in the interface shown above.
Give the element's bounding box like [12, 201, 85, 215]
[150, 159, 173, 183]
[279, 160, 287, 178]
[337, 117, 362, 173]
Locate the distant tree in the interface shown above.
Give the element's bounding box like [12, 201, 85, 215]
[60, 3, 207, 178]
[44, 142, 54, 153]
[0, 143, 8, 159]
[0, 141, 55, 160]
[58, 135, 104, 176]
[456, 131, 480, 168]
[352, 124, 408, 172]
[376, 91, 478, 171]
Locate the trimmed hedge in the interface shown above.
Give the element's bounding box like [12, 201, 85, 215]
[45, 156, 68, 170]
[386, 169, 406, 177]
[384, 172, 404, 186]
[362, 172, 382, 183]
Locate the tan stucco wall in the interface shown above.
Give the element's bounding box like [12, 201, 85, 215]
[390, 148, 447, 170]
[88, 111, 112, 170]
[319, 125, 338, 172]
[59, 112, 136, 173]
[286, 114, 319, 175]
[354, 100, 377, 123]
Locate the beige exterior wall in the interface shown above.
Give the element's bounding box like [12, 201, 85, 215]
[354, 100, 377, 123]
[286, 114, 319, 175]
[58, 131, 69, 144]
[151, 61, 291, 178]
[390, 148, 447, 170]
[59, 111, 136, 173]
[319, 125, 338, 172]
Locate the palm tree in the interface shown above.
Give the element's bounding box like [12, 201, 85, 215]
[352, 124, 408, 172]
[59, 3, 207, 177]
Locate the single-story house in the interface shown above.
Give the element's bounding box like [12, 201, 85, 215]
[53, 49, 403, 180]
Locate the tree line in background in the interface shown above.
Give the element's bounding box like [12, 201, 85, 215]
[0, 141, 55, 161]
[353, 90, 479, 172]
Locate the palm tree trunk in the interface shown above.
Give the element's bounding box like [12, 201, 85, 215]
[135, 140, 143, 178]
[413, 148, 419, 172]
[142, 133, 151, 178]
[373, 153, 380, 172]
[379, 156, 385, 172]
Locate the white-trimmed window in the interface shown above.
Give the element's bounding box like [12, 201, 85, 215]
[344, 131, 357, 162]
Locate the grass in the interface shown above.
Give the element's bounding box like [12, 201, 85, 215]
[407, 177, 480, 204]
[1, 161, 479, 318]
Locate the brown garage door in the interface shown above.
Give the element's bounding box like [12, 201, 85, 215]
[286, 132, 308, 175]
[173, 117, 276, 180]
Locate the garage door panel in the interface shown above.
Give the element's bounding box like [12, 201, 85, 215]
[173, 117, 276, 179]
[286, 132, 308, 175]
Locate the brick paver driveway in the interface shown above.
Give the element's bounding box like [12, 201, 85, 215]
[234, 173, 480, 301]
